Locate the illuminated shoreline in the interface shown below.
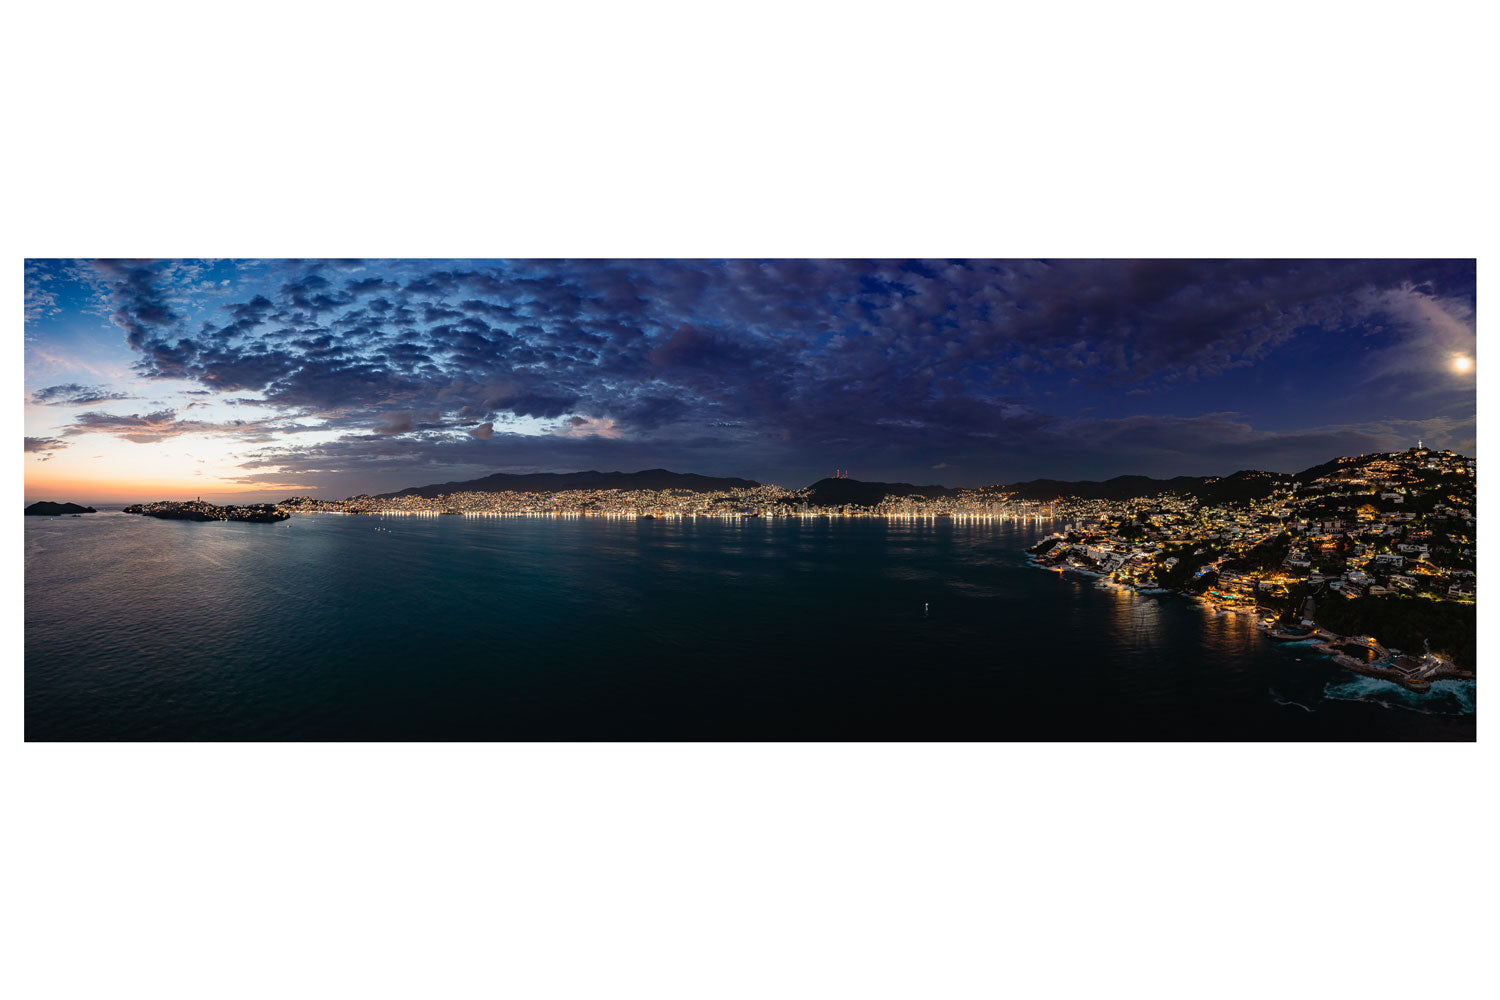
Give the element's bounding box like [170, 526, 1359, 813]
[288, 508, 1064, 522]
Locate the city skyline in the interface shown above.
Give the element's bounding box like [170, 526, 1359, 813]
[24, 258, 1477, 503]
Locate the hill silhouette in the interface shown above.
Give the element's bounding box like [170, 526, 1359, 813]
[376, 468, 761, 499]
[25, 501, 97, 516]
[802, 477, 958, 507]
[356, 450, 1460, 505]
[1002, 470, 1286, 503]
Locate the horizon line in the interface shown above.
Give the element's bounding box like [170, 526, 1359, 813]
[23, 444, 1472, 506]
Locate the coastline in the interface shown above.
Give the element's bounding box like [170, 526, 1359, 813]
[1025, 542, 1474, 699]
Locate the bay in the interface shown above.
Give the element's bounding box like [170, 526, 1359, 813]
[24, 511, 1476, 740]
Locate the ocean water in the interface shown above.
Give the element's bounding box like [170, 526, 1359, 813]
[25, 511, 1476, 740]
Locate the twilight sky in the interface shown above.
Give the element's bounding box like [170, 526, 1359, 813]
[23, 258, 1477, 503]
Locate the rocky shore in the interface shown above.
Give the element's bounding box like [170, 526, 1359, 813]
[1028, 536, 1471, 693]
[123, 500, 289, 523]
[1253, 621, 1471, 691]
[1304, 634, 1472, 692]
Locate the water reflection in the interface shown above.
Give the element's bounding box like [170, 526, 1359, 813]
[26, 512, 1475, 740]
[1102, 581, 1164, 656]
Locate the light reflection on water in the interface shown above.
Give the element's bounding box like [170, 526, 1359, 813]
[25, 511, 1475, 740]
[1103, 582, 1165, 657]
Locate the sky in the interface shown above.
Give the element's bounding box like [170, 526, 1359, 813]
[23, 258, 1477, 503]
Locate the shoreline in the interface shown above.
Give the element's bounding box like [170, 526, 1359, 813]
[1026, 546, 1473, 696]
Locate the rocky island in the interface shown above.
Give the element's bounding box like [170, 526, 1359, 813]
[123, 500, 289, 523]
[24, 501, 98, 516]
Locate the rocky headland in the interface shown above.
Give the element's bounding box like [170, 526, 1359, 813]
[123, 500, 289, 523]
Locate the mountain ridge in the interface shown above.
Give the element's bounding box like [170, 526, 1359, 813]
[1001, 469, 1288, 503]
[372, 468, 761, 499]
[802, 477, 959, 507]
[361, 448, 1468, 504]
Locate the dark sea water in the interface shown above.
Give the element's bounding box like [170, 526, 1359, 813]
[25, 511, 1476, 740]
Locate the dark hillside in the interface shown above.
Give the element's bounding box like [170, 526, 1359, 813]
[378, 468, 760, 499]
[802, 478, 957, 507]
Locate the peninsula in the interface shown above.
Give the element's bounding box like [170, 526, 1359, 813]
[123, 500, 289, 523]
[1024, 445, 1475, 681]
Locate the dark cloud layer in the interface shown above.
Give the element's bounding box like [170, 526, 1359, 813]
[36, 259, 1477, 491]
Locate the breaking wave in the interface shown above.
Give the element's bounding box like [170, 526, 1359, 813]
[1321, 675, 1476, 716]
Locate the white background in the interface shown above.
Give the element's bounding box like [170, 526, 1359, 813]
[6, 2, 1493, 998]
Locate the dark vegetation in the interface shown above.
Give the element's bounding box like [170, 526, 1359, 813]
[1314, 595, 1476, 670]
[1218, 533, 1292, 573]
[1004, 469, 1285, 503]
[801, 478, 958, 507]
[1155, 544, 1215, 590]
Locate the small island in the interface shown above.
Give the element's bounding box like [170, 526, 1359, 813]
[25, 501, 97, 516]
[123, 500, 289, 523]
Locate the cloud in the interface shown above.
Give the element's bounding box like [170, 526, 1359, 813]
[25, 436, 69, 454]
[89, 259, 184, 353]
[1043, 411, 1477, 479]
[1354, 282, 1477, 385]
[61, 408, 292, 444]
[64, 409, 211, 443]
[87, 259, 1469, 413]
[30, 383, 135, 406]
[374, 412, 416, 435]
[553, 415, 623, 439]
[27, 257, 1470, 489]
[24, 261, 62, 324]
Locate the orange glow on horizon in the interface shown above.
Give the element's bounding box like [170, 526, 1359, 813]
[24, 469, 317, 505]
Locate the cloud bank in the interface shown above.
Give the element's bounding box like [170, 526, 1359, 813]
[25, 258, 1476, 492]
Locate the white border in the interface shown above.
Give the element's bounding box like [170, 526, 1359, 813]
[7, 4, 1492, 999]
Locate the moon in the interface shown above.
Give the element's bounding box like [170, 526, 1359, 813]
[1454, 355, 1472, 372]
